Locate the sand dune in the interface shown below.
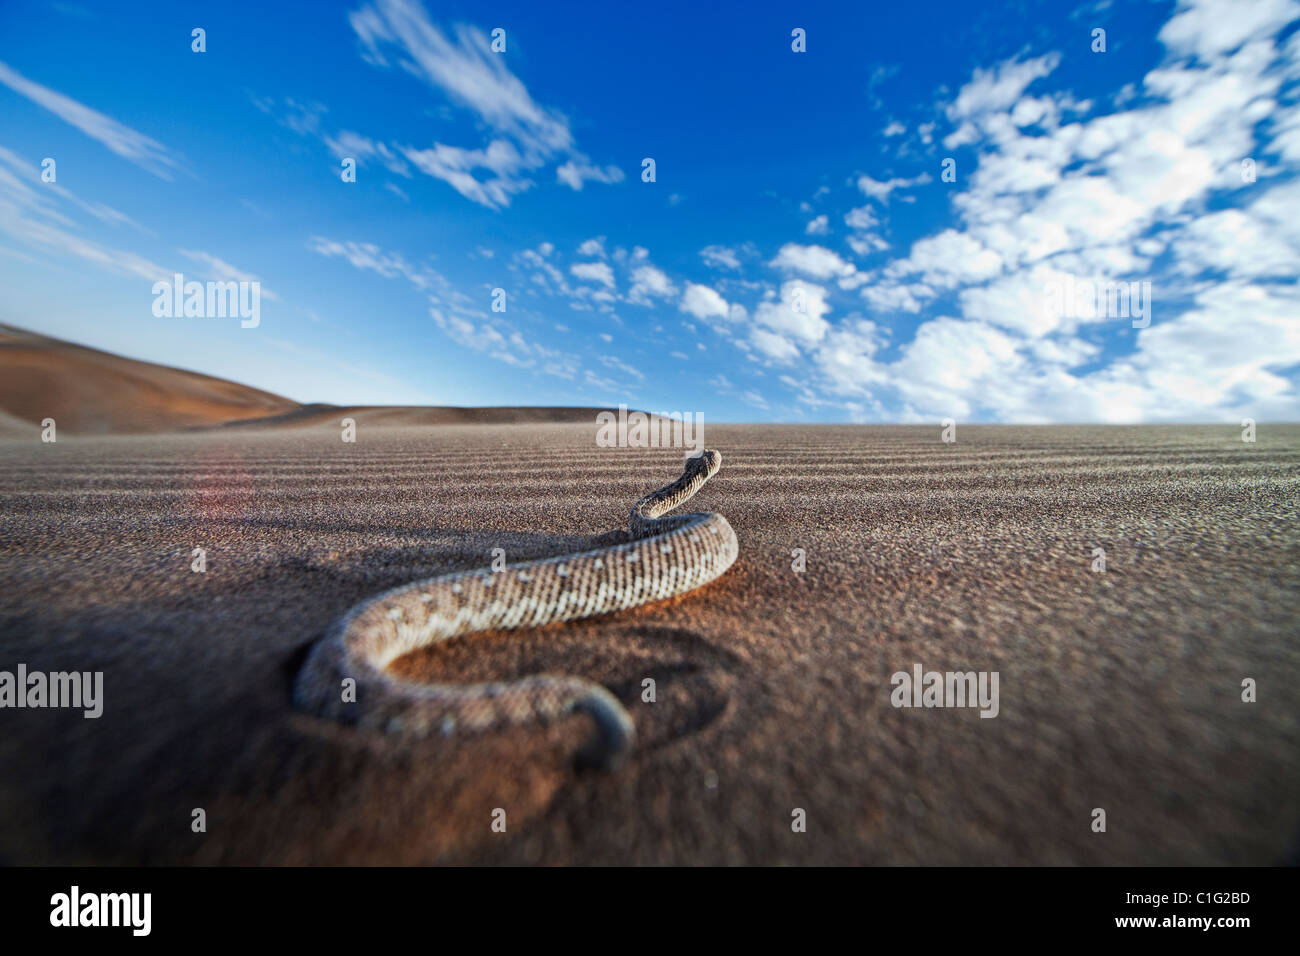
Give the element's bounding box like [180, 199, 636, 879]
[0, 324, 627, 435]
[0, 408, 34, 441]
[218, 403, 630, 430]
[1, 423, 1296, 864]
[0, 324, 298, 435]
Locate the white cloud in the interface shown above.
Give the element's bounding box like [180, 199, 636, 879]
[700, 244, 742, 270]
[627, 263, 676, 305]
[847, 233, 890, 256]
[885, 230, 1003, 288]
[680, 282, 731, 321]
[753, 281, 832, 350]
[571, 260, 615, 288]
[0, 59, 181, 179]
[308, 237, 441, 290]
[860, 282, 934, 315]
[844, 205, 890, 256]
[1169, 178, 1300, 279]
[598, 354, 645, 381]
[751, 328, 802, 362]
[946, 52, 1062, 122]
[856, 171, 932, 202]
[1158, 0, 1298, 59]
[178, 250, 281, 301]
[764, 0, 1300, 421]
[400, 139, 531, 210]
[352, 0, 569, 151]
[844, 206, 880, 231]
[556, 159, 624, 190]
[351, 0, 617, 206]
[325, 130, 412, 176]
[769, 243, 858, 281]
[0, 147, 168, 280]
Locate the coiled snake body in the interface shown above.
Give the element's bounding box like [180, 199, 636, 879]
[293, 449, 737, 768]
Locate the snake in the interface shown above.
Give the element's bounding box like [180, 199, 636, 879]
[293, 449, 738, 769]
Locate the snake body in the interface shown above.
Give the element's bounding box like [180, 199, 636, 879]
[293, 449, 737, 768]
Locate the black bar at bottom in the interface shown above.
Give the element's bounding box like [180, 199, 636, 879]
[0, 866, 1292, 942]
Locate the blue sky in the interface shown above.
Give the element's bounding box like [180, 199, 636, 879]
[1, 0, 1298, 422]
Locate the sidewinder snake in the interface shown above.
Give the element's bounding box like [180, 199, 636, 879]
[293, 449, 738, 768]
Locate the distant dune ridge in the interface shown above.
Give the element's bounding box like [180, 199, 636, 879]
[217, 404, 625, 430]
[0, 324, 295, 435]
[0, 324, 620, 436]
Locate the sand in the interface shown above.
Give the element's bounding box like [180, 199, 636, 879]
[0, 422, 1297, 865]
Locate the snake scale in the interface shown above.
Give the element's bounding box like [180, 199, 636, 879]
[293, 449, 738, 768]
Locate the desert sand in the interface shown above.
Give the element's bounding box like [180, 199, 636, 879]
[1, 420, 1297, 865]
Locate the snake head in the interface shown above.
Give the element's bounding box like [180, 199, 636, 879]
[686, 448, 722, 480]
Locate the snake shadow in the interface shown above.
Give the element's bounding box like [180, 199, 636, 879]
[283, 616, 749, 762]
[595, 624, 748, 754]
